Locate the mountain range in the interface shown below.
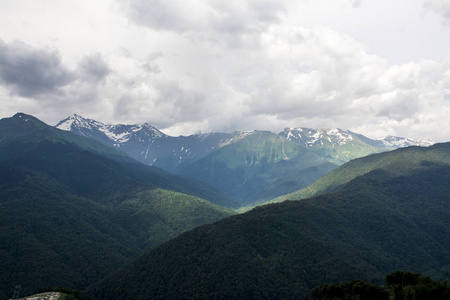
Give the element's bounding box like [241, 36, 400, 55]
[0, 113, 233, 297]
[56, 114, 434, 207]
[2, 112, 447, 300]
[87, 141, 450, 299]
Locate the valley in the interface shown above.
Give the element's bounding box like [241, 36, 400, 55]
[1, 113, 447, 300]
[87, 141, 450, 299]
[56, 114, 433, 207]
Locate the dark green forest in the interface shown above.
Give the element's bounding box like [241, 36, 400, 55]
[2, 114, 450, 299]
[311, 271, 450, 300]
[0, 114, 233, 297]
[87, 144, 450, 299]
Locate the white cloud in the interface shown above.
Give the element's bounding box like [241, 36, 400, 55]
[0, 0, 449, 142]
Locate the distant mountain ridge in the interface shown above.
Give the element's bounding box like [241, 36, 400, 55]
[57, 115, 434, 169]
[56, 114, 245, 172]
[280, 127, 434, 160]
[56, 114, 435, 206]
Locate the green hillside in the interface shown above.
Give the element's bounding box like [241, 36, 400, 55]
[177, 131, 337, 206]
[279, 127, 389, 165]
[0, 113, 235, 207]
[0, 114, 233, 297]
[274, 142, 450, 202]
[87, 143, 450, 299]
[0, 165, 140, 296]
[0, 113, 129, 162]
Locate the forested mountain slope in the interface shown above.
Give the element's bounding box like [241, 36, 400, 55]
[0, 113, 233, 297]
[87, 143, 450, 299]
[274, 142, 450, 202]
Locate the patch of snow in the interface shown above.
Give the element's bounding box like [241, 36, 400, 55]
[382, 136, 434, 148]
[286, 131, 295, 140]
[56, 119, 74, 131]
[306, 131, 323, 146]
[98, 126, 131, 143]
[326, 129, 353, 145]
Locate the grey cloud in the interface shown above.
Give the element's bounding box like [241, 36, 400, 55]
[119, 0, 286, 37]
[110, 80, 203, 129]
[374, 92, 421, 121]
[0, 40, 74, 97]
[352, 0, 361, 8]
[141, 63, 160, 74]
[208, 0, 285, 33]
[424, 0, 450, 21]
[79, 53, 110, 82]
[141, 52, 163, 74]
[120, 0, 196, 32]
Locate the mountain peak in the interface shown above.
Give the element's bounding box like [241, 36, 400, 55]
[55, 114, 95, 131]
[13, 112, 38, 122]
[281, 127, 357, 148]
[13, 112, 29, 118]
[382, 135, 435, 148]
[282, 127, 434, 149]
[56, 115, 166, 145]
[8, 113, 48, 129]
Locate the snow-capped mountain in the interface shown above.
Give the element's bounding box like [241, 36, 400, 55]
[57, 115, 435, 171]
[56, 114, 165, 146]
[56, 114, 243, 171]
[281, 128, 361, 147]
[56, 115, 436, 205]
[279, 127, 434, 164]
[381, 135, 435, 148]
[281, 127, 434, 148]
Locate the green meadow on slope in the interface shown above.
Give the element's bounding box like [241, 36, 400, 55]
[177, 130, 337, 206]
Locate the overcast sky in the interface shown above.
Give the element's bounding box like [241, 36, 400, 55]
[1, 0, 450, 140]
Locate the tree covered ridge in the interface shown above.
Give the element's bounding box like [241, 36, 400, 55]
[0, 114, 234, 296]
[311, 271, 450, 300]
[86, 156, 450, 299]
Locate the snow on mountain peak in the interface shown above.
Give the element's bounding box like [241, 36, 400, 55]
[281, 127, 434, 149]
[56, 115, 165, 144]
[382, 136, 434, 148]
[282, 127, 356, 147]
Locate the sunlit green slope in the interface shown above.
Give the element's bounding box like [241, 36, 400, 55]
[177, 130, 337, 206]
[274, 142, 450, 202]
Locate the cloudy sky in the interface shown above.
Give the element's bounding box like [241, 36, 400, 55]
[1, 0, 450, 140]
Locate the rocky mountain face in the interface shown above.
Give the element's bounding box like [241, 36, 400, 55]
[56, 115, 434, 206]
[56, 115, 243, 172]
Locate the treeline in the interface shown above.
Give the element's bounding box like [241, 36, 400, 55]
[311, 271, 450, 300]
